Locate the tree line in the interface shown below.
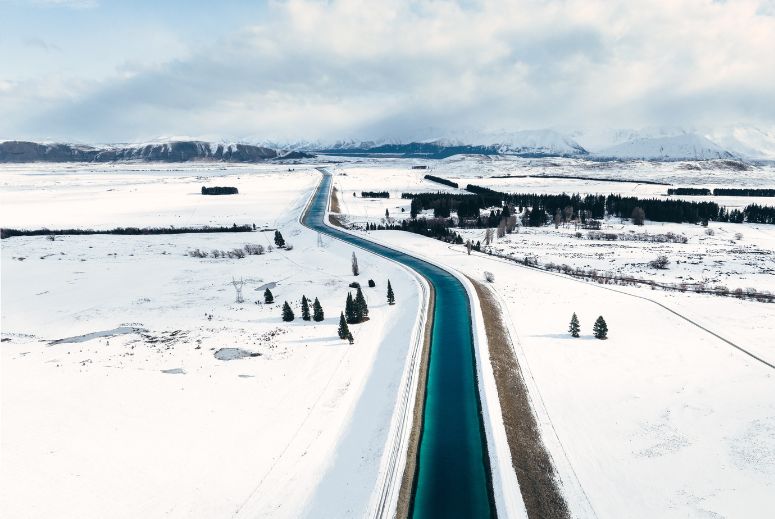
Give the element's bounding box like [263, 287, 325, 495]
[667, 187, 711, 196]
[361, 191, 390, 198]
[1, 224, 254, 240]
[667, 187, 775, 197]
[201, 186, 239, 195]
[424, 174, 459, 188]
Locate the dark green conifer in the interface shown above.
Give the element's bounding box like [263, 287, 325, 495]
[312, 297, 324, 322]
[345, 293, 358, 324]
[338, 312, 350, 339]
[281, 301, 294, 322]
[593, 316, 608, 340]
[264, 288, 274, 304]
[301, 295, 311, 321]
[569, 312, 580, 338]
[354, 287, 368, 320]
[274, 230, 285, 248]
[387, 280, 395, 305]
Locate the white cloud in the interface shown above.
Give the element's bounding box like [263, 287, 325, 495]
[2, 0, 775, 142]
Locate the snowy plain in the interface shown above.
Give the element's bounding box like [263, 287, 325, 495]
[2, 155, 774, 519]
[330, 156, 775, 518]
[1, 164, 422, 518]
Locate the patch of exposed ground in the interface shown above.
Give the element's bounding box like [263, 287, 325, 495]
[329, 187, 346, 228]
[469, 277, 570, 519]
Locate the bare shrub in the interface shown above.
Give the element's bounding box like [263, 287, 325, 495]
[705, 228, 715, 236]
[631, 206, 645, 225]
[484, 271, 495, 283]
[734, 232, 743, 240]
[244, 243, 264, 255]
[649, 255, 670, 269]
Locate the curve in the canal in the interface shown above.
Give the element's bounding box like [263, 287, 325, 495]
[302, 170, 495, 518]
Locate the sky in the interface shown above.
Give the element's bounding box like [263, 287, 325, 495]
[1, 0, 775, 144]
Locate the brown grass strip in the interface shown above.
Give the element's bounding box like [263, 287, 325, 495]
[469, 277, 570, 519]
[328, 187, 347, 228]
[330, 186, 341, 213]
[395, 281, 435, 519]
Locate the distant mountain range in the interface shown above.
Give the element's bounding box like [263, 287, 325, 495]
[0, 140, 313, 163]
[3, 127, 775, 163]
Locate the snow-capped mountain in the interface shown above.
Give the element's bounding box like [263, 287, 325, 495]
[595, 133, 736, 160]
[312, 129, 588, 158]
[703, 126, 775, 160]
[461, 129, 588, 156]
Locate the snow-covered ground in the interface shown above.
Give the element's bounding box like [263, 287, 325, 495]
[366, 230, 775, 519]
[330, 158, 775, 518]
[1, 164, 422, 518]
[2, 156, 774, 519]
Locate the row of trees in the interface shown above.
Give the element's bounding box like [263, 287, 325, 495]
[201, 186, 239, 195]
[400, 185, 773, 227]
[280, 293, 325, 322]
[668, 187, 775, 197]
[423, 174, 459, 188]
[361, 191, 389, 198]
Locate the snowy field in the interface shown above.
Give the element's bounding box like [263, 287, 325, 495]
[367, 230, 775, 519]
[2, 156, 774, 519]
[331, 157, 775, 518]
[1, 164, 422, 518]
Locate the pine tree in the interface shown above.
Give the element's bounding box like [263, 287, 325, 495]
[387, 280, 395, 305]
[347, 332, 354, 344]
[264, 288, 274, 304]
[569, 312, 580, 338]
[338, 312, 349, 339]
[312, 297, 324, 322]
[282, 301, 294, 322]
[354, 287, 368, 320]
[351, 252, 359, 276]
[274, 230, 286, 248]
[593, 316, 608, 340]
[345, 292, 358, 324]
[301, 295, 311, 321]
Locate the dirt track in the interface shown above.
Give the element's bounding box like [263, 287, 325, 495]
[469, 277, 570, 519]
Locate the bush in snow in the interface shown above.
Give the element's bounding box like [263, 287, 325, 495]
[484, 271, 495, 283]
[649, 255, 670, 269]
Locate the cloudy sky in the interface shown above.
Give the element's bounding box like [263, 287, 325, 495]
[2, 0, 775, 143]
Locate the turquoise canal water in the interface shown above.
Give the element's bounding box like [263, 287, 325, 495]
[302, 171, 494, 518]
